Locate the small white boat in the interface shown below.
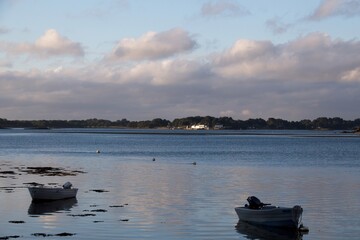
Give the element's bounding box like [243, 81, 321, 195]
[235, 196, 304, 229]
[28, 182, 78, 201]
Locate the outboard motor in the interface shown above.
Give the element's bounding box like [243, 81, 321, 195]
[247, 196, 270, 209]
[63, 182, 72, 189]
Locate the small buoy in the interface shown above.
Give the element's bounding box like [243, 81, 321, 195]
[192, 162, 197, 165]
[96, 150, 100, 154]
[152, 158, 156, 161]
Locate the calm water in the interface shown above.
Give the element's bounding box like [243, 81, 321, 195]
[0, 128, 359, 239]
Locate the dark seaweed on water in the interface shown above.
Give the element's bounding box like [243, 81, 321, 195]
[8, 221, 25, 224]
[0, 171, 17, 175]
[0, 236, 21, 239]
[32, 232, 76, 237]
[20, 167, 86, 176]
[0, 164, 87, 178]
[90, 209, 107, 212]
[90, 189, 109, 193]
[67, 213, 96, 217]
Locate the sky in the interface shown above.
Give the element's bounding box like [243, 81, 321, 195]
[1, 0, 360, 121]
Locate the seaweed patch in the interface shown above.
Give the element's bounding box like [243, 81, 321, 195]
[90, 189, 109, 193]
[0, 235, 21, 239]
[32, 232, 76, 237]
[8, 221, 25, 224]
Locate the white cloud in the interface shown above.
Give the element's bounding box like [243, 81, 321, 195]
[107, 28, 197, 61]
[201, 0, 249, 17]
[241, 109, 252, 117]
[212, 32, 360, 82]
[2, 29, 84, 57]
[52, 66, 64, 74]
[309, 0, 360, 20]
[341, 67, 360, 81]
[125, 59, 209, 85]
[35, 29, 83, 55]
[212, 38, 296, 79]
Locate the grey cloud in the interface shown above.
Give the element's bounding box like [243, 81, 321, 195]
[201, 0, 249, 17]
[0, 60, 12, 68]
[108, 28, 197, 61]
[266, 17, 292, 35]
[67, 0, 129, 19]
[309, 0, 360, 20]
[1, 32, 360, 121]
[0, 27, 10, 34]
[212, 32, 360, 83]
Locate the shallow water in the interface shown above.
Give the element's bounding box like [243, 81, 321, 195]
[0, 129, 359, 239]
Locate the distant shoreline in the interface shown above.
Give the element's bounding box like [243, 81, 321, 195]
[1, 127, 359, 137]
[1, 116, 359, 131]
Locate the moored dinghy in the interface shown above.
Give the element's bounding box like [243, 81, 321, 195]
[28, 182, 78, 201]
[235, 196, 305, 230]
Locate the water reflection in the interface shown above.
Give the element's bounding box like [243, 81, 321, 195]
[235, 221, 304, 240]
[28, 198, 77, 215]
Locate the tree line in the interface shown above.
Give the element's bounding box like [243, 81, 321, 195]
[1, 116, 360, 130]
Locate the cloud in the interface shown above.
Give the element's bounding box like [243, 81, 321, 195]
[211, 39, 287, 79]
[219, 110, 236, 116]
[266, 17, 292, 35]
[201, 0, 249, 17]
[212, 32, 360, 82]
[117, 59, 210, 85]
[2, 29, 84, 57]
[241, 109, 252, 117]
[0, 60, 12, 68]
[341, 67, 360, 81]
[0, 27, 10, 34]
[0, 65, 212, 120]
[309, 0, 360, 20]
[1, 32, 360, 121]
[107, 28, 197, 61]
[67, 0, 129, 19]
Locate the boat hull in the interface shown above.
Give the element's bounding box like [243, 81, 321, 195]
[28, 187, 78, 201]
[235, 205, 302, 229]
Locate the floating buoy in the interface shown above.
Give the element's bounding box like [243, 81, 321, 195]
[96, 150, 100, 154]
[192, 162, 197, 165]
[152, 158, 156, 161]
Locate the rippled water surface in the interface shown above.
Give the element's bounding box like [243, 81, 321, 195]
[0, 129, 359, 239]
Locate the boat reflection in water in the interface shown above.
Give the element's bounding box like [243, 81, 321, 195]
[28, 198, 77, 215]
[236, 221, 305, 240]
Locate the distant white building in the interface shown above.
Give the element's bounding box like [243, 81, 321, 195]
[190, 124, 209, 130]
[214, 124, 224, 129]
